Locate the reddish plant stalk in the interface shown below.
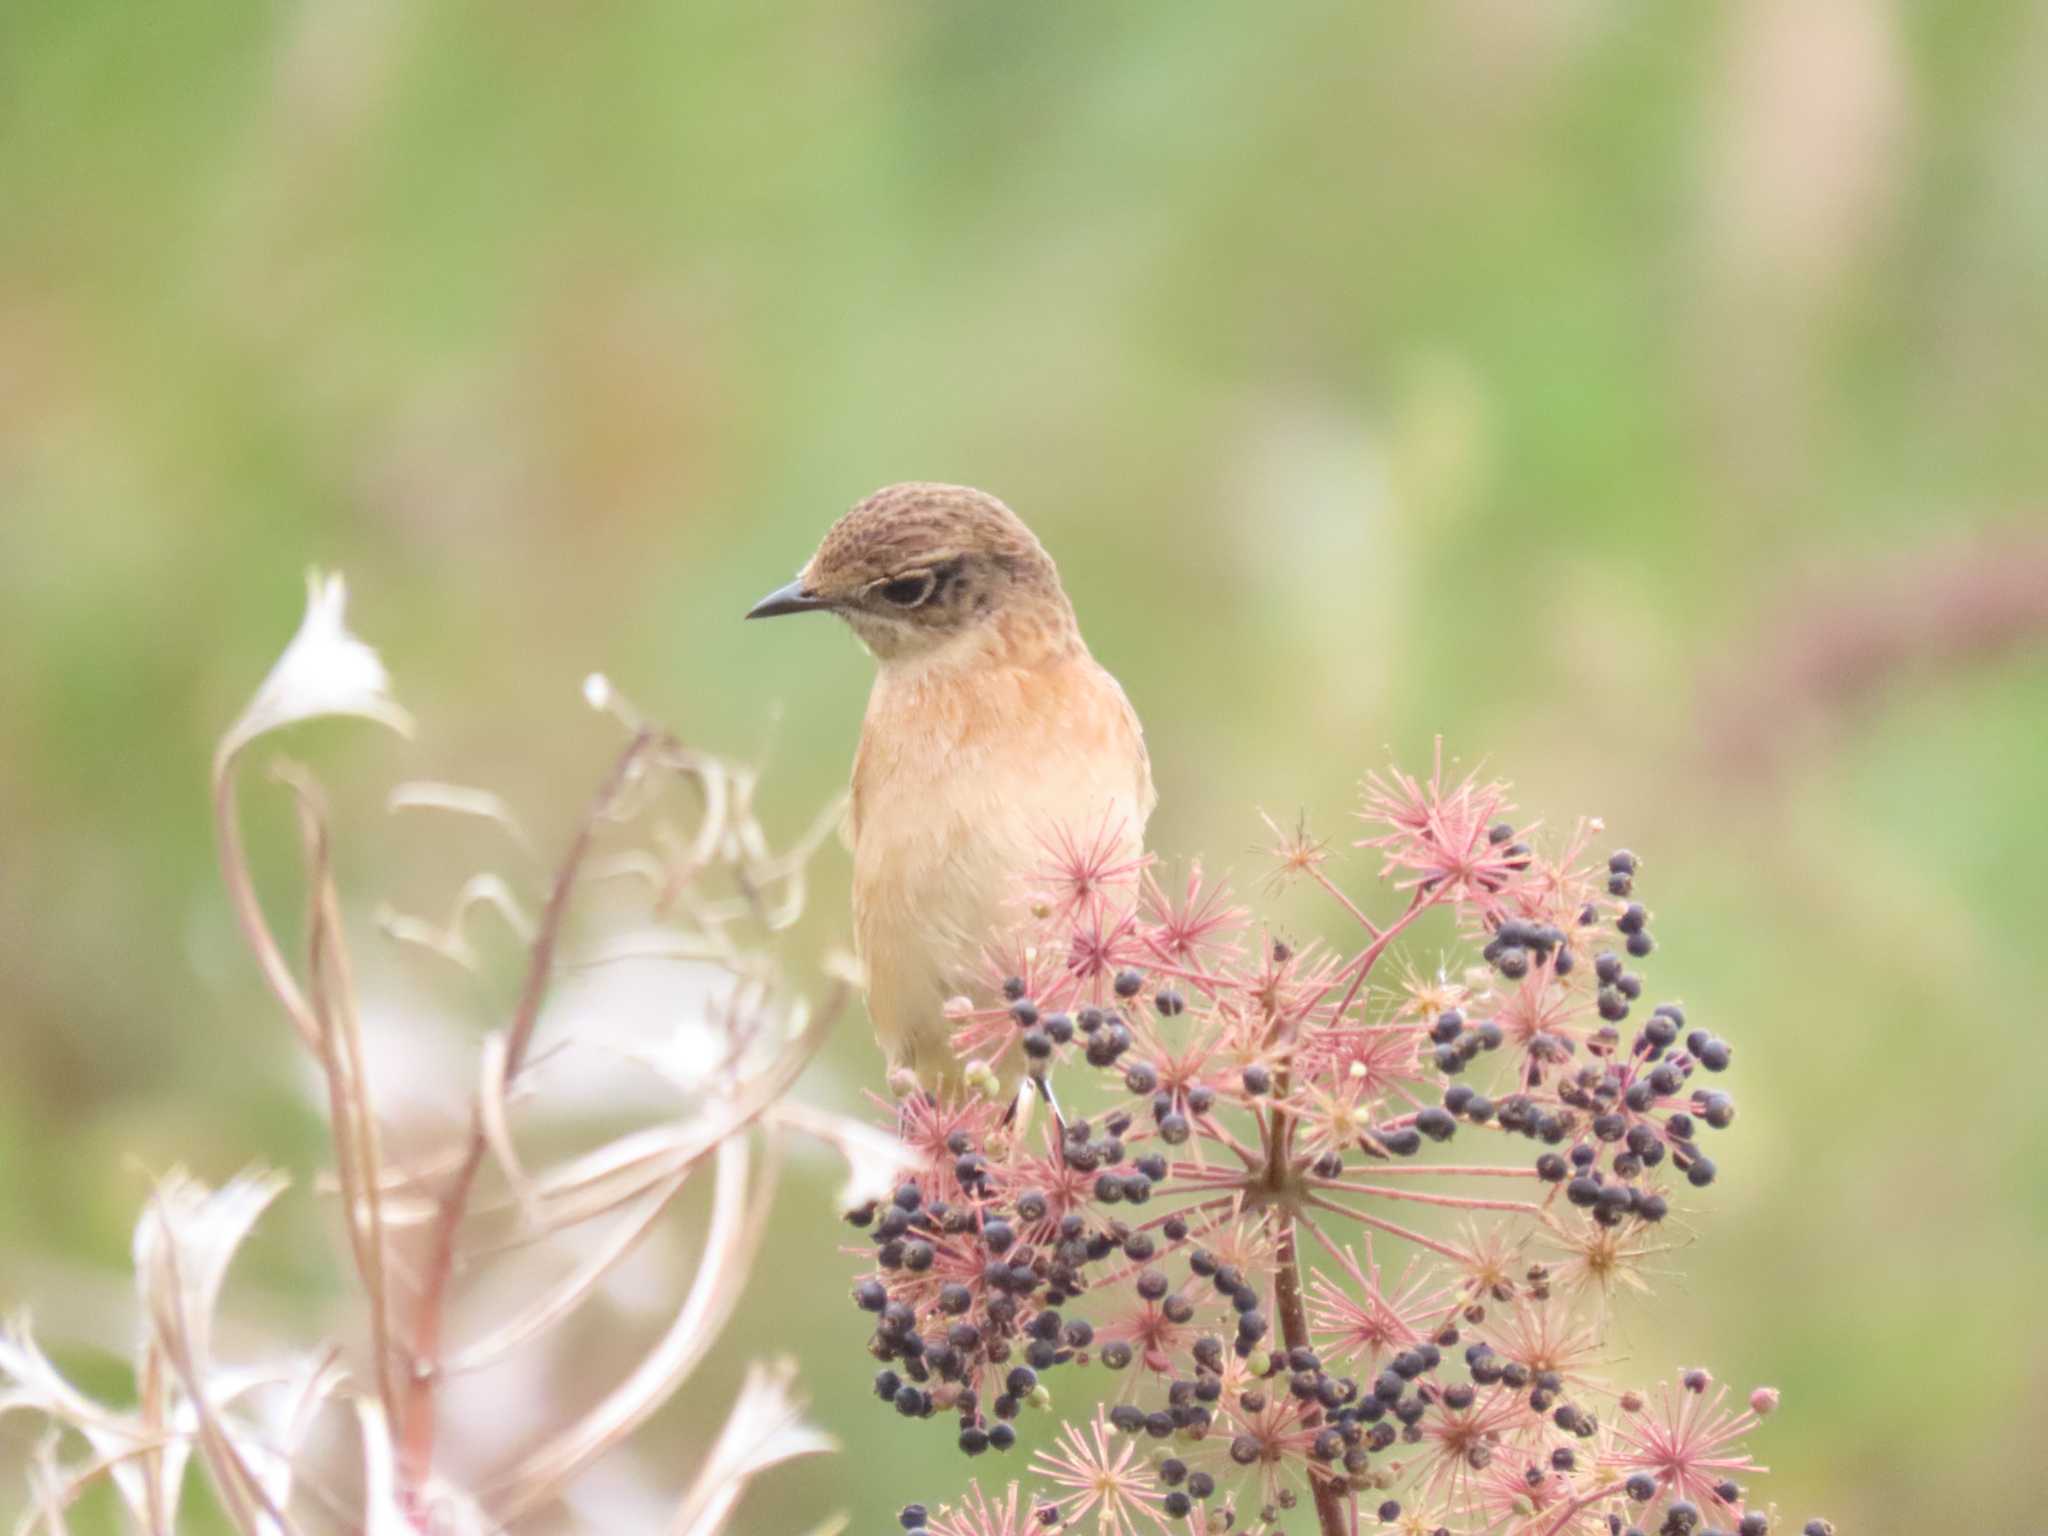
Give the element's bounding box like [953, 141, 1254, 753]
[395, 730, 657, 1497]
[1263, 908, 1430, 1536]
[1272, 1143, 1350, 1536]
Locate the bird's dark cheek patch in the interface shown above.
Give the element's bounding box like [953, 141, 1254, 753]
[929, 558, 966, 600]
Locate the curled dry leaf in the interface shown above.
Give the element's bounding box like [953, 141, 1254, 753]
[218, 572, 413, 768]
[0, 1172, 342, 1536]
[668, 1358, 838, 1536]
[386, 780, 539, 858]
[135, 1172, 305, 1536]
[1, 1319, 174, 1530]
[377, 873, 538, 971]
[213, 570, 412, 1054]
[133, 1172, 289, 1398]
[768, 1100, 914, 1216]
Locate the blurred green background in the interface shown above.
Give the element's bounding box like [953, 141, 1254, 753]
[4, 1, 2046, 1531]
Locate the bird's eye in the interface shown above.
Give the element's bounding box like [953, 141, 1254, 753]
[877, 572, 936, 608]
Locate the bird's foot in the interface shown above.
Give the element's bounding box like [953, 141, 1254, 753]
[1023, 1071, 1067, 1139]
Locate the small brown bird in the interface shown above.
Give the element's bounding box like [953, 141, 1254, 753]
[747, 483, 1155, 1093]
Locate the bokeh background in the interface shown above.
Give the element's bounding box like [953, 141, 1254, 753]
[5, 2, 2047, 1531]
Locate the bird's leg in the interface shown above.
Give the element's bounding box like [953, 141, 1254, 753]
[1025, 1070, 1068, 1139]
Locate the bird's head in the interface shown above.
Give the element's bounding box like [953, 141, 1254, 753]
[746, 483, 1075, 663]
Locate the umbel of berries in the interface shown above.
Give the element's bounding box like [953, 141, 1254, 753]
[845, 747, 1826, 1536]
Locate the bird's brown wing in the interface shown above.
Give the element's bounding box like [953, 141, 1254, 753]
[1097, 659, 1158, 831]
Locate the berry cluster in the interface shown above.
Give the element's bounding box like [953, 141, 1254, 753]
[842, 752, 1829, 1536]
[851, 1155, 1124, 1457]
[1462, 850, 1743, 1224]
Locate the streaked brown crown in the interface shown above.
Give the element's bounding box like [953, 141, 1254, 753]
[797, 483, 1075, 659]
[804, 483, 1056, 596]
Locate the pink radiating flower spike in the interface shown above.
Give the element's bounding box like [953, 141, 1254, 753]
[927, 1480, 1035, 1536]
[1140, 861, 1250, 970]
[1031, 811, 1153, 927]
[1358, 742, 1526, 916]
[1306, 1239, 1454, 1373]
[1030, 1408, 1174, 1535]
[846, 746, 1822, 1536]
[1610, 1372, 1771, 1513]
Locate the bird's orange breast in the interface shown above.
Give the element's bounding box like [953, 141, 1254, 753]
[849, 637, 1153, 1083]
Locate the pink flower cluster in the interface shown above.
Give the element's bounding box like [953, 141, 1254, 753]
[847, 749, 1827, 1536]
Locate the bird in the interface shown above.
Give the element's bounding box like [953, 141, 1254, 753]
[746, 482, 1155, 1096]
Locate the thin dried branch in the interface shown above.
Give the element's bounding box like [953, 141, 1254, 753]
[474, 1030, 540, 1226]
[396, 727, 659, 1490]
[440, 1181, 683, 1377]
[492, 1136, 774, 1520]
[23, 1435, 69, 1536]
[277, 763, 400, 1436]
[179, 578, 859, 1531]
[500, 979, 847, 1240]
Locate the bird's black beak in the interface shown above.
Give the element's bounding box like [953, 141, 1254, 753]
[745, 579, 830, 620]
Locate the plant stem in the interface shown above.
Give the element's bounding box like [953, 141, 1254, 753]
[1265, 1103, 1350, 1536]
[1274, 1209, 1351, 1536]
[1254, 889, 1434, 1536]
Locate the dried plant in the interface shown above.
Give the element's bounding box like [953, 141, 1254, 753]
[848, 758, 1836, 1536]
[4, 573, 894, 1535]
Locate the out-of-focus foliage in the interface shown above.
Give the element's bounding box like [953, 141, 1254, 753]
[1, 2, 2043, 1531]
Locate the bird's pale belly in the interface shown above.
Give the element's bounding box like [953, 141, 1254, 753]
[853, 765, 1141, 1086]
